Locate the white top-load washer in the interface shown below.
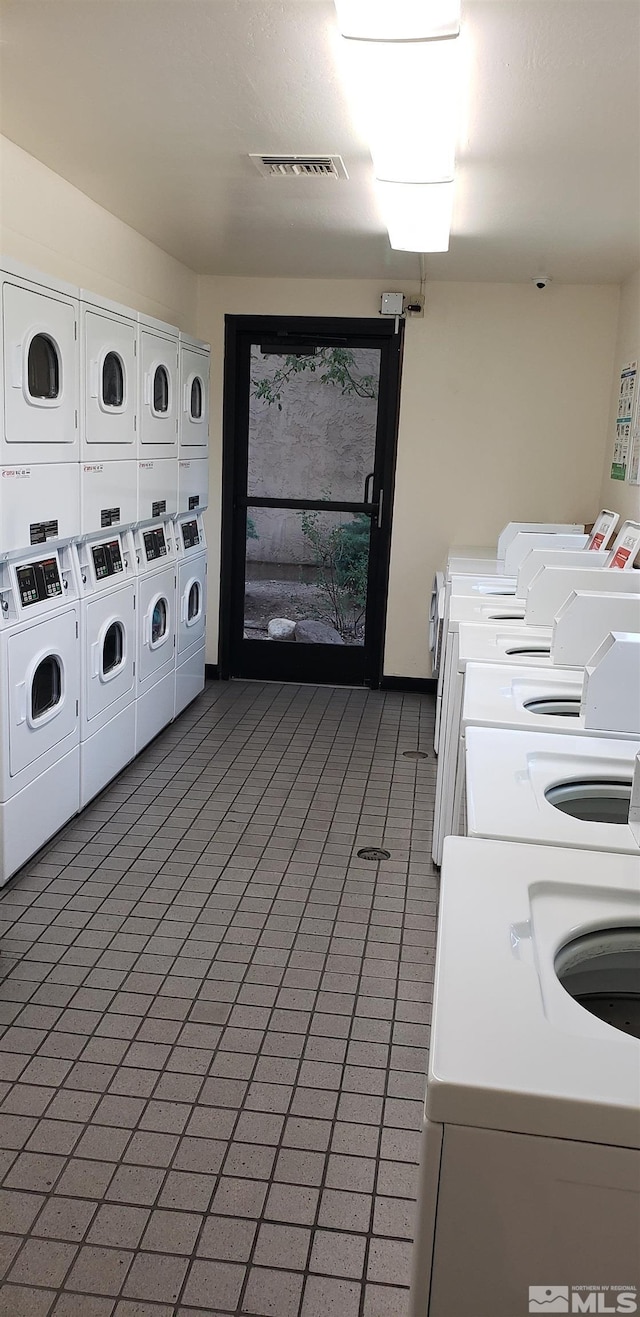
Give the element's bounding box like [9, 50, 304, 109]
[432, 588, 640, 864]
[465, 727, 640, 855]
[137, 311, 179, 525]
[446, 519, 590, 576]
[410, 835, 640, 1317]
[431, 511, 620, 727]
[453, 634, 640, 835]
[133, 516, 177, 753]
[73, 528, 137, 808]
[175, 511, 207, 717]
[438, 560, 640, 773]
[430, 521, 590, 678]
[0, 543, 80, 886]
[1, 260, 81, 556]
[80, 289, 138, 539]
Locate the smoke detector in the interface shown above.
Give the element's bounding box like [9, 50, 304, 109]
[250, 154, 348, 180]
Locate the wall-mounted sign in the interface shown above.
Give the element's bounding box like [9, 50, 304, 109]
[611, 359, 637, 480]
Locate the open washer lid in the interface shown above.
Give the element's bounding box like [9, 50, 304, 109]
[428, 837, 640, 1147]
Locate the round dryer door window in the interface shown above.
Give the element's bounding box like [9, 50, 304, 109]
[187, 581, 201, 622]
[151, 598, 168, 646]
[28, 334, 60, 400]
[31, 655, 62, 719]
[190, 376, 203, 420]
[103, 622, 124, 675]
[102, 352, 125, 409]
[153, 365, 170, 414]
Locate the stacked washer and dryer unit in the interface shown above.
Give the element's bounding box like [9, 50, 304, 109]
[0, 258, 210, 887]
[411, 522, 640, 1316]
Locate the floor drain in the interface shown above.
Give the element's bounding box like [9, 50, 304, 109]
[403, 750, 429, 760]
[357, 847, 391, 861]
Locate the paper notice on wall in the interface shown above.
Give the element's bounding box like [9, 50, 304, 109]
[626, 359, 640, 485]
[611, 360, 637, 480]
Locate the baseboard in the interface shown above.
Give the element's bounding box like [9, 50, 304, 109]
[381, 676, 436, 693]
[205, 664, 221, 680]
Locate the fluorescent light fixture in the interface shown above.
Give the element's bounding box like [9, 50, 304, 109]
[377, 180, 454, 251]
[335, 0, 460, 41]
[339, 35, 460, 183]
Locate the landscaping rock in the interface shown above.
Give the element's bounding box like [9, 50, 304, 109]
[295, 619, 344, 645]
[268, 617, 296, 641]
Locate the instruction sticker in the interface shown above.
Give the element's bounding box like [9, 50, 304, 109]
[611, 360, 637, 480]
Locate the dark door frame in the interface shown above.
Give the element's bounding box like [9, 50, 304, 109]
[219, 314, 404, 687]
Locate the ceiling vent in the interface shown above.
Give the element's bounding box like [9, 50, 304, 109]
[250, 154, 348, 180]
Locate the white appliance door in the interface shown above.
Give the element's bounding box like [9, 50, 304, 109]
[9, 610, 79, 776]
[85, 586, 136, 723]
[3, 282, 78, 451]
[84, 309, 137, 451]
[179, 344, 209, 450]
[177, 556, 206, 656]
[139, 329, 178, 452]
[138, 566, 176, 684]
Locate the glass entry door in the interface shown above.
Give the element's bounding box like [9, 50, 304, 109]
[222, 317, 403, 685]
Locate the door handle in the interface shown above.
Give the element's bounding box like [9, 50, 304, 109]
[363, 472, 374, 504]
[377, 488, 384, 528]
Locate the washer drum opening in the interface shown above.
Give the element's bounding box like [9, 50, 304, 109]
[524, 696, 581, 718]
[555, 927, 640, 1039]
[545, 779, 631, 825]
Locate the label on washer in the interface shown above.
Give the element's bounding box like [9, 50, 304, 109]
[188, 495, 200, 510]
[100, 507, 121, 528]
[30, 520, 59, 545]
[152, 500, 166, 518]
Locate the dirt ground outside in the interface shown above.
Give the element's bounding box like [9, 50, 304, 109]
[243, 575, 365, 645]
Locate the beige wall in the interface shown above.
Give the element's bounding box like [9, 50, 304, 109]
[198, 276, 619, 676]
[599, 267, 640, 523]
[0, 137, 198, 328]
[0, 138, 622, 678]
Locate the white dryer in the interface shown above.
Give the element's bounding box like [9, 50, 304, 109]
[133, 518, 177, 752]
[1, 258, 79, 465]
[0, 545, 80, 886]
[175, 512, 207, 717]
[138, 458, 178, 526]
[80, 460, 138, 540]
[465, 727, 640, 855]
[80, 290, 137, 538]
[73, 530, 137, 807]
[1, 461, 80, 559]
[410, 836, 640, 1317]
[177, 457, 209, 519]
[80, 290, 137, 461]
[178, 332, 209, 457]
[138, 312, 179, 460]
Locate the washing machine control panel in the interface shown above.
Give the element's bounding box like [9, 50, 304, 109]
[181, 519, 200, 551]
[143, 527, 168, 562]
[16, 557, 63, 607]
[92, 539, 124, 580]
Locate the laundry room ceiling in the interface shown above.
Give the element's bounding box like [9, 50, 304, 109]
[0, 0, 638, 282]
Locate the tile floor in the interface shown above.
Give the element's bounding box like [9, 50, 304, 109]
[0, 679, 438, 1317]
